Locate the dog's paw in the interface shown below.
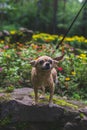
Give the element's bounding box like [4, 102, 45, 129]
[39, 95, 45, 99]
[49, 102, 58, 108]
[32, 101, 38, 106]
[49, 102, 54, 107]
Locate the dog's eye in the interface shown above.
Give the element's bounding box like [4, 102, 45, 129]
[48, 60, 52, 64]
[39, 60, 44, 65]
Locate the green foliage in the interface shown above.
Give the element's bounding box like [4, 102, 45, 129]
[5, 85, 14, 93]
[57, 0, 83, 35]
[58, 52, 87, 99]
[0, 0, 37, 30]
[0, 32, 87, 100]
[0, 0, 87, 36]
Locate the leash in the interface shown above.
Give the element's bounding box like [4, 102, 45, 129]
[56, 0, 87, 50]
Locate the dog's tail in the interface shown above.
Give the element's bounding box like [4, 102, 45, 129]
[53, 52, 65, 61]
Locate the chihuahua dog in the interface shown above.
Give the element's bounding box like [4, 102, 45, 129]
[30, 55, 58, 107]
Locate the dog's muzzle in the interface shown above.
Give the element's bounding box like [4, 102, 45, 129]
[44, 63, 51, 70]
[42, 62, 51, 70]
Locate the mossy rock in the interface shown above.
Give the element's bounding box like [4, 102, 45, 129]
[29, 92, 79, 110]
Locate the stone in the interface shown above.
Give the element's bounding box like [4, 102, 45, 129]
[79, 107, 87, 116]
[3, 30, 10, 36]
[0, 88, 87, 130]
[0, 28, 33, 43]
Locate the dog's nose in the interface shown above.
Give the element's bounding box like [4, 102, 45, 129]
[46, 62, 50, 66]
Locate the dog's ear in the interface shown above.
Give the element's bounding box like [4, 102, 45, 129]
[53, 60, 58, 64]
[30, 60, 37, 67]
[53, 60, 58, 68]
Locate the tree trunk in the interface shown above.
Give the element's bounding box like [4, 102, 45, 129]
[63, 0, 67, 24]
[81, 0, 87, 37]
[52, 0, 58, 34]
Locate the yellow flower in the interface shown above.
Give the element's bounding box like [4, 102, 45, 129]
[58, 35, 63, 40]
[0, 40, 4, 44]
[77, 54, 86, 59]
[65, 77, 70, 81]
[10, 30, 16, 35]
[71, 71, 76, 75]
[44, 36, 55, 42]
[52, 35, 58, 39]
[85, 40, 87, 43]
[65, 37, 73, 42]
[80, 54, 86, 58]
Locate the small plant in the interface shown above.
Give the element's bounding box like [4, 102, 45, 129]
[5, 85, 14, 93]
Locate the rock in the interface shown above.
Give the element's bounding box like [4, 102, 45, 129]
[19, 27, 33, 34]
[3, 30, 10, 36]
[64, 121, 82, 130]
[79, 107, 87, 116]
[0, 28, 33, 43]
[0, 88, 87, 130]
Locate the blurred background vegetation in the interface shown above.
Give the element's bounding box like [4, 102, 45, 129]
[0, 0, 87, 100]
[0, 0, 87, 37]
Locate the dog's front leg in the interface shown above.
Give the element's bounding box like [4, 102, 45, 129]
[49, 83, 55, 107]
[40, 86, 45, 99]
[34, 86, 38, 105]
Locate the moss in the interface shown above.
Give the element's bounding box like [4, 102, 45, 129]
[80, 113, 85, 119]
[29, 91, 34, 98]
[53, 97, 78, 110]
[29, 92, 78, 110]
[0, 93, 11, 103]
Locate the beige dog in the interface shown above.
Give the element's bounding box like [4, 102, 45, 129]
[30, 55, 58, 107]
